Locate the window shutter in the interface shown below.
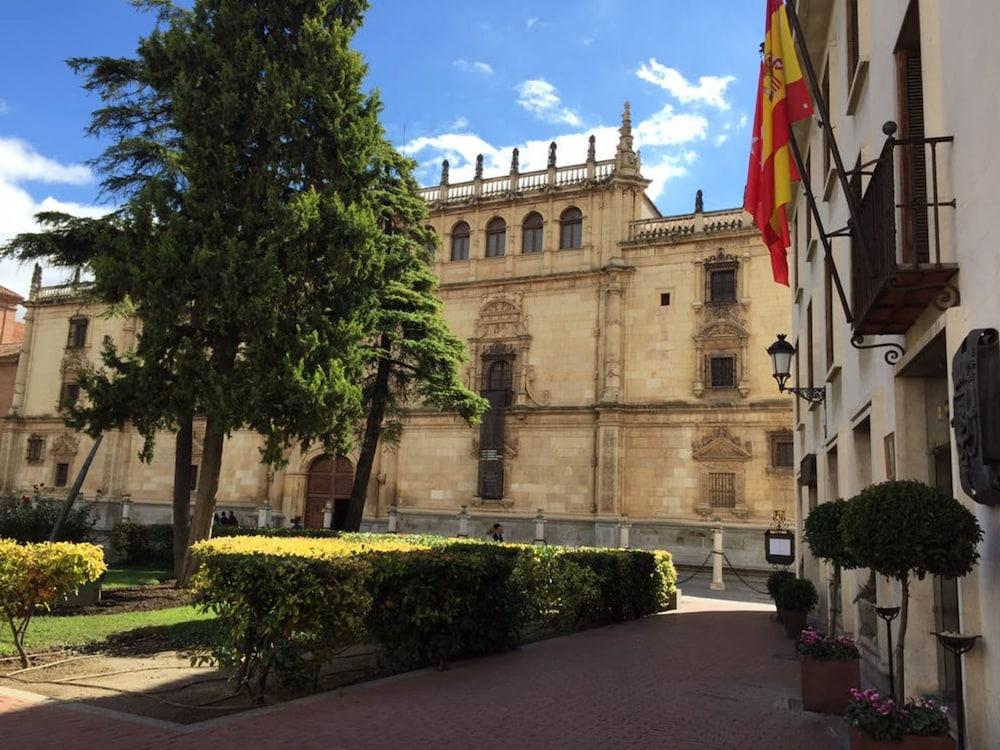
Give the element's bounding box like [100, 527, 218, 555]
[902, 50, 929, 263]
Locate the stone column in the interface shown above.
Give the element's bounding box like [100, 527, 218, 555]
[600, 262, 631, 403]
[711, 527, 726, 591]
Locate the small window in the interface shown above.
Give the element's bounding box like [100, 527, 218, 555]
[190, 464, 199, 491]
[67, 316, 88, 349]
[485, 218, 506, 258]
[846, 0, 860, 88]
[26, 435, 44, 464]
[559, 207, 582, 249]
[61, 382, 81, 408]
[772, 436, 795, 468]
[54, 462, 70, 488]
[708, 355, 736, 389]
[707, 266, 737, 303]
[660, 293, 671, 307]
[522, 212, 543, 254]
[450, 221, 470, 261]
[708, 472, 736, 509]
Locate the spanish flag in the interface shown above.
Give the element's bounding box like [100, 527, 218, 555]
[744, 0, 814, 286]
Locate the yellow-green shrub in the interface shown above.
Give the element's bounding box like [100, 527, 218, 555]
[0, 538, 107, 667]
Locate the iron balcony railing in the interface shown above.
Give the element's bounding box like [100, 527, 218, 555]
[851, 124, 957, 335]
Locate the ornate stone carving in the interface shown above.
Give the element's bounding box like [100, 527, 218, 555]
[599, 429, 618, 512]
[547, 141, 557, 168]
[691, 427, 752, 462]
[50, 433, 79, 458]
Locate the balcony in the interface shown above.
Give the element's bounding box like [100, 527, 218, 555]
[418, 159, 616, 205]
[851, 127, 958, 336]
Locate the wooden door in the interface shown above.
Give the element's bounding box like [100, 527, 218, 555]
[305, 455, 355, 529]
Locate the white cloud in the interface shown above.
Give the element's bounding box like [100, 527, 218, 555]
[738, 112, 749, 128]
[526, 17, 539, 29]
[515, 79, 582, 127]
[714, 134, 729, 146]
[642, 157, 689, 203]
[0, 137, 107, 297]
[634, 104, 708, 147]
[636, 58, 735, 111]
[447, 115, 470, 131]
[453, 59, 494, 75]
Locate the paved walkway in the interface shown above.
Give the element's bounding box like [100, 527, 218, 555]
[1, 594, 840, 750]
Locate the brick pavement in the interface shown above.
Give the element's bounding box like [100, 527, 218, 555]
[0, 595, 840, 750]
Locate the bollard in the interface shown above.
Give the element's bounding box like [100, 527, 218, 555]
[322, 501, 333, 529]
[257, 504, 272, 528]
[457, 505, 469, 537]
[710, 526, 725, 591]
[618, 515, 631, 549]
[534, 508, 546, 545]
[120, 495, 132, 521]
[387, 504, 399, 533]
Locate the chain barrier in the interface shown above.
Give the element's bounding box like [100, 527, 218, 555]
[674, 550, 714, 585]
[720, 551, 771, 595]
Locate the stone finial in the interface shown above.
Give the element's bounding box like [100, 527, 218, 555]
[695, 189, 704, 214]
[510, 147, 520, 175]
[615, 101, 639, 176]
[475, 154, 484, 180]
[30, 264, 42, 298]
[547, 141, 557, 169]
[72, 266, 82, 284]
[587, 134, 596, 162]
[440, 159, 450, 185]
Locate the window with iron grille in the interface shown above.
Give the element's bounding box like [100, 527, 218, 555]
[772, 436, 794, 468]
[54, 462, 70, 488]
[707, 266, 737, 303]
[67, 316, 88, 349]
[26, 435, 44, 464]
[708, 472, 736, 509]
[707, 355, 737, 389]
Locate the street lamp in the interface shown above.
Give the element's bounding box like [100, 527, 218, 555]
[766, 334, 826, 403]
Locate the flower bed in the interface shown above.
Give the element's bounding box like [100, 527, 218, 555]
[192, 535, 675, 700]
[846, 689, 953, 748]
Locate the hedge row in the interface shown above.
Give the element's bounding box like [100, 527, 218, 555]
[191, 535, 676, 700]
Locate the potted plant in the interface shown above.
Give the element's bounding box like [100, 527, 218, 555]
[846, 689, 954, 749]
[842, 481, 983, 696]
[804, 499, 859, 634]
[766, 569, 795, 622]
[797, 627, 861, 714]
[775, 577, 817, 639]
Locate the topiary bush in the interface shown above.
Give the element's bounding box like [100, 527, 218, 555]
[804, 499, 859, 634]
[0, 539, 107, 667]
[512, 546, 601, 633]
[766, 569, 796, 600]
[0, 491, 94, 543]
[110, 522, 174, 566]
[775, 577, 818, 613]
[841, 480, 983, 697]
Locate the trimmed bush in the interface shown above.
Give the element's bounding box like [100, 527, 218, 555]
[766, 569, 795, 600]
[193, 535, 676, 698]
[775, 577, 818, 612]
[0, 492, 94, 543]
[0, 539, 107, 667]
[110, 522, 174, 565]
[804, 500, 858, 569]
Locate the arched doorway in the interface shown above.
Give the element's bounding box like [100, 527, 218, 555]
[304, 455, 354, 530]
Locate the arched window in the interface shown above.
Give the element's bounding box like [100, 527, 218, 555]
[485, 217, 506, 258]
[484, 358, 513, 391]
[559, 207, 583, 249]
[450, 221, 470, 261]
[67, 316, 88, 349]
[522, 212, 543, 254]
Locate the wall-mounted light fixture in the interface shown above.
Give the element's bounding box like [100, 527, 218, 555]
[766, 334, 826, 404]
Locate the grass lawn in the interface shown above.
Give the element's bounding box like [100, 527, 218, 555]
[103, 565, 174, 590]
[0, 606, 216, 658]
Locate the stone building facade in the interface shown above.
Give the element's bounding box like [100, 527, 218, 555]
[790, 0, 1000, 745]
[0, 105, 793, 568]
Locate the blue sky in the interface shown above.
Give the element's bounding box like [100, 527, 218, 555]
[0, 1, 764, 296]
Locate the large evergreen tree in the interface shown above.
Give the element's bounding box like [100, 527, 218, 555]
[5, 0, 397, 580]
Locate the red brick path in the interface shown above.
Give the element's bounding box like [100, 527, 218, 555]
[1, 596, 840, 749]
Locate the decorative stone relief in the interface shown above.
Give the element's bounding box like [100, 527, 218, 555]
[691, 427, 752, 462]
[468, 292, 545, 407]
[50, 433, 80, 459]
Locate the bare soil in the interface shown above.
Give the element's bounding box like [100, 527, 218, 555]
[51, 584, 192, 617]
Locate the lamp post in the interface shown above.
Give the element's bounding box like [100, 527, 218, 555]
[766, 334, 826, 403]
[874, 605, 901, 700]
[932, 631, 980, 750]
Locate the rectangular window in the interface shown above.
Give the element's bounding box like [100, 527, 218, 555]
[26, 435, 43, 464]
[660, 293, 671, 307]
[61, 382, 80, 408]
[486, 232, 505, 258]
[707, 267, 737, 303]
[772, 436, 795, 468]
[522, 227, 543, 254]
[884, 432, 897, 480]
[708, 355, 736, 389]
[806, 303, 815, 388]
[825, 255, 834, 371]
[846, 0, 860, 87]
[67, 317, 88, 349]
[896, 0, 929, 263]
[708, 472, 736, 509]
[190, 464, 199, 491]
[54, 462, 70, 488]
[559, 222, 582, 249]
[450, 236, 469, 261]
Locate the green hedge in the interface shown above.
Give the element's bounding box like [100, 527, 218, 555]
[192, 535, 676, 699]
[110, 522, 173, 565]
[0, 494, 94, 543]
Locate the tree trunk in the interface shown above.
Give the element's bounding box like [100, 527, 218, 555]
[343, 344, 392, 532]
[896, 575, 909, 699]
[830, 564, 842, 636]
[49, 433, 104, 541]
[179, 415, 225, 586]
[172, 414, 193, 581]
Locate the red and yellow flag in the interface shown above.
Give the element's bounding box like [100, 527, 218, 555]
[744, 0, 813, 286]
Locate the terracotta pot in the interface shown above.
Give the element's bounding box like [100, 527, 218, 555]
[781, 609, 808, 638]
[848, 727, 955, 750]
[800, 654, 860, 714]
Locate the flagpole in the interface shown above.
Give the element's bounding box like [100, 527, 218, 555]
[784, 1, 868, 251]
[786, 127, 854, 324]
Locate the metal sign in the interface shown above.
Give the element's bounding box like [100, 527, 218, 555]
[764, 529, 795, 566]
[952, 328, 1000, 505]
